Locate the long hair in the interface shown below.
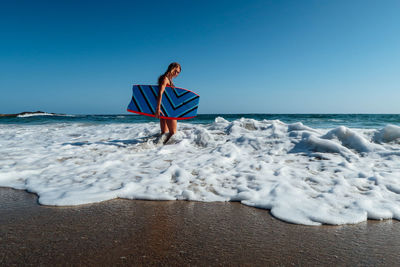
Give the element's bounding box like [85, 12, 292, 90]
[158, 62, 181, 87]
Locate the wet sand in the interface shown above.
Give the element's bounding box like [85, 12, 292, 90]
[1, 187, 399, 266]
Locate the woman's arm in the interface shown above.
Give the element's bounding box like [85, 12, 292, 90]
[155, 77, 168, 118]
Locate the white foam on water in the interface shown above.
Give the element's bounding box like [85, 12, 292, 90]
[1, 118, 400, 225]
[16, 112, 72, 117]
[374, 124, 400, 143]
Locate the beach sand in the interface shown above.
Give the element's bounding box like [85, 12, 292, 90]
[1, 187, 399, 266]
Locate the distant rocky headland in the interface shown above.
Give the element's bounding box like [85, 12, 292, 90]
[0, 111, 64, 117]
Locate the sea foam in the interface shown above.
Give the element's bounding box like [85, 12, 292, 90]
[1, 118, 400, 225]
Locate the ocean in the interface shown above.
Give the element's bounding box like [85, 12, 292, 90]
[2, 113, 400, 128]
[1, 113, 400, 225]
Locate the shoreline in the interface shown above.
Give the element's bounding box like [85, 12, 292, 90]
[1, 187, 399, 265]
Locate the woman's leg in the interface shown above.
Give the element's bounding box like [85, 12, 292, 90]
[163, 119, 177, 144]
[160, 119, 169, 134]
[166, 119, 177, 135]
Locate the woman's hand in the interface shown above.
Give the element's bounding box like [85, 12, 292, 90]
[155, 77, 168, 119]
[155, 107, 161, 118]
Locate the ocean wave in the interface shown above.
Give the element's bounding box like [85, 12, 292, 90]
[0, 117, 400, 225]
[17, 112, 74, 118]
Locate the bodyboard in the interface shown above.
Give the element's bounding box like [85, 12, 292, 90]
[127, 85, 200, 120]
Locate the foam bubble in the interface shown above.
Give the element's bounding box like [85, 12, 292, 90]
[374, 124, 400, 143]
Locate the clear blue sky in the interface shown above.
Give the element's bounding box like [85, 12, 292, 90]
[1, 0, 399, 114]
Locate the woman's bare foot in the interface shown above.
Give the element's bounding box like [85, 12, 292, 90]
[153, 132, 169, 145]
[163, 133, 174, 145]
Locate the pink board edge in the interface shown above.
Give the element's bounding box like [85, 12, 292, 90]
[127, 109, 196, 120]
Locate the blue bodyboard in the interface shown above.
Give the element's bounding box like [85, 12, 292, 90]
[127, 85, 200, 120]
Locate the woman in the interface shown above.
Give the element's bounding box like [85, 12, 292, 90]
[155, 62, 181, 144]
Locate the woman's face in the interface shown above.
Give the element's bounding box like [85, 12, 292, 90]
[172, 67, 181, 78]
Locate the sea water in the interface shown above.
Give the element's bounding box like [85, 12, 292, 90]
[1, 113, 400, 225]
